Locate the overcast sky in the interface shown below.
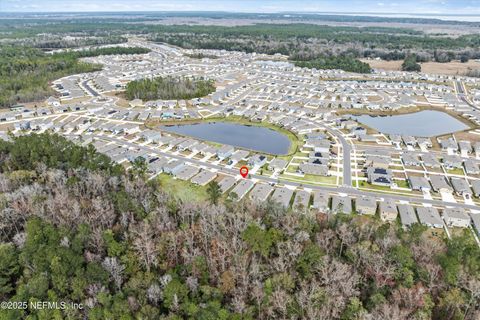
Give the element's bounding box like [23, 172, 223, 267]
[2, 0, 480, 16]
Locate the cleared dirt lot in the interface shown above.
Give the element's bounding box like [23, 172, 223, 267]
[362, 59, 480, 76]
[361, 59, 403, 71]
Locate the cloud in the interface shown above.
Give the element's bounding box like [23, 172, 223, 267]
[0, 0, 476, 15]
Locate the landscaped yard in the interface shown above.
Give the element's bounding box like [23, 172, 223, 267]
[358, 181, 392, 192]
[280, 174, 337, 185]
[447, 168, 464, 175]
[394, 179, 410, 188]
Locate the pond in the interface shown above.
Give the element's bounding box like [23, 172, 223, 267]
[352, 110, 469, 137]
[161, 122, 291, 155]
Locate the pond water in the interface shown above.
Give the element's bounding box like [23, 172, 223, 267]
[161, 122, 291, 155]
[352, 110, 469, 137]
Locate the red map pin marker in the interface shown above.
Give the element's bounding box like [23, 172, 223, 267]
[239, 166, 249, 178]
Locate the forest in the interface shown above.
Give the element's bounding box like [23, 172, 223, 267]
[0, 133, 478, 319]
[3, 18, 480, 71]
[402, 54, 422, 72]
[125, 76, 216, 101]
[0, 46, 150, 108]
[293, 55, 372, 74]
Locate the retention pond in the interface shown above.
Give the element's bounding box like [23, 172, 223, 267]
[352, 110, 469, 137]
[161, 122, 291, 155]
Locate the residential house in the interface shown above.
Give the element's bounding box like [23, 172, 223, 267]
[417, 206, 443, 228]
[450, 177, 472, 196]
[355, 196, 377, 215]
[379, 198, 398, 222]
[409, 176, 431, 191]
[367, 167, 392, 187]
[398, 204, 418, 228]
[443, 207, 470, 228]
[429, 175, 453, 193]
[331, 195, 352, 214]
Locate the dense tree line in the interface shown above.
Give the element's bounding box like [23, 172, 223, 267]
[4, 35, 128, 50]
[2, 18, 480, 73]
[0, 46, 150, 108]
[402, 54, 422, 72]
[125, 76, 215, 101]
[293, 55, 372, 74]
[0, 133, 478, 319]
[74, 46, 151, 58]
[184, 53, 219, 59]
[148, 23, 480, 60]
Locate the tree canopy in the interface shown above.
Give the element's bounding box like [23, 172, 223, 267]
[0, 133, 478, 319]
[0, 46, 150, 108]
[125, 76, 215, 101]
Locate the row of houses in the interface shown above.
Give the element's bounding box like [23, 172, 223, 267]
[410, 174, 480, 197]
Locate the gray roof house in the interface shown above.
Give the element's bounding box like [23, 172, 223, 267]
[364, 155, 390, 169]
[299, 163, 329, 176]
[464, 160, 480, 175]
[218, 175, 237, 193]
[248, 154, 267, 167]
[443, 155, 463, 169]
[230, 180, 255, 200]
[355, 196, 377, 215]
[402, 152, 421, 166]
[429, 175, 453, 193]
[216, 145, 235, 160]
[471, 179, 480, 197]
[332, 195, 352, 214]
[174, 165, 200, 181]
[312, 191, 330, 212]
[417, 206, 443, 228]
[443, 207, 470, 228]
[379, 198, 398, 222]
[450, 177, 472, 196]
[471, 213, 480, 235]
[162, 160, 185, 175]
[421, 153, 441, 168]
[367, 167, 392, 187]
[398, 204, 418, 228]
[190, 170, 217, 186]
[293, 190, 311, 212]
[271, 187, 294, 208]
[268, 158, 288, 171]
[249, 183, 274, 202]
[409, 176, 431, 191]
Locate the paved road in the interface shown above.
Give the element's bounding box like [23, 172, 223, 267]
[327, 127, 352, 187]
[82, 80, 100, 97]
[456, 80, 479, 111]
[99, 135, 480, 211]
[301, 117, 352, 186]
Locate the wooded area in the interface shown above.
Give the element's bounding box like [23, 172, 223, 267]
[0, 46, 150, 108]
[294, 55, 372, 74]
[125, 76, 215, 101]
[0, 133, 478, 319]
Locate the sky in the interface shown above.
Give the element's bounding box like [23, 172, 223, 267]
[2, 0, 480, 16]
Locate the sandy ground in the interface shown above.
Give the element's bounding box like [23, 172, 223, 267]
[362, 59, 480, 76]
[421, 60, 480, 75]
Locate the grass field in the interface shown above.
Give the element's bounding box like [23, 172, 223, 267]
[361, 58, 480, 76]
[156, 173, 209, 202]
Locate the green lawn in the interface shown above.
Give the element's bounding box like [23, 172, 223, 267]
[394, 179, 410, 188]
[358, 180, 392, 192]
[447, 168, 464, 175]
[280, 174, 337, 185]
[155, 173, 209, 202]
